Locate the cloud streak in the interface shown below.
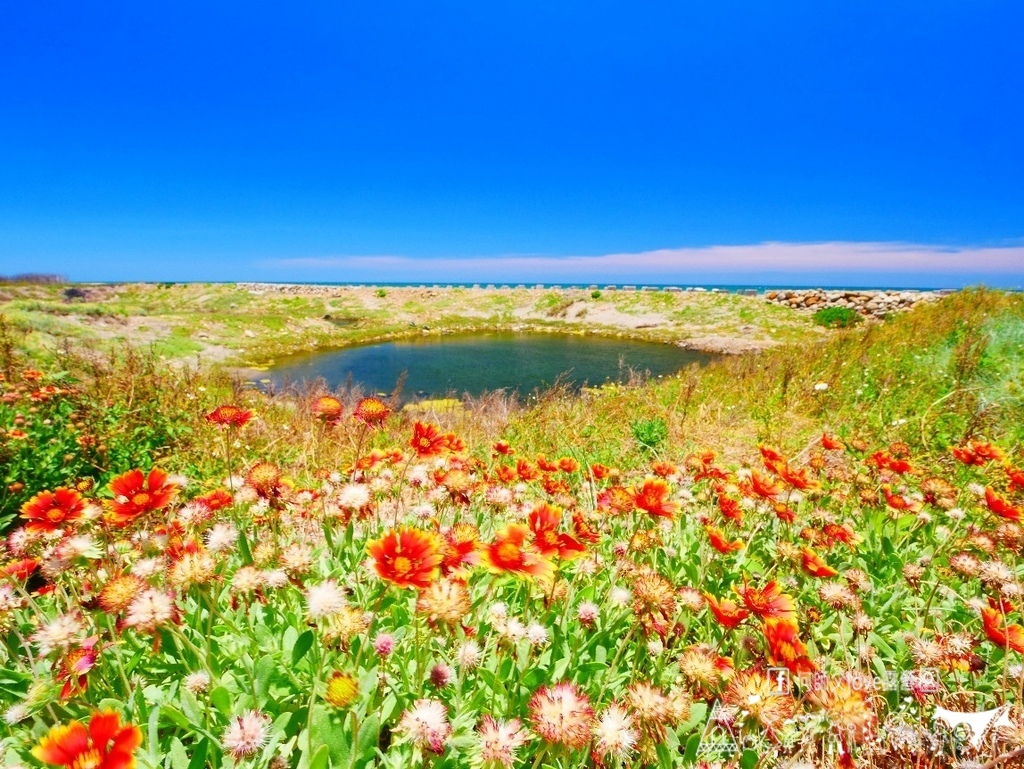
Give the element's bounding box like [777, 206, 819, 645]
[262, 241, 1024, 287]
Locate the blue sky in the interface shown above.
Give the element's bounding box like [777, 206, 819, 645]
[1, 1, 1022, 286]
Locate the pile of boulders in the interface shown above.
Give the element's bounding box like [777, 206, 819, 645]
[764, 289, 942, 318]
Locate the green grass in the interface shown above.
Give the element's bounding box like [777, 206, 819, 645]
[0, 282, 820, 368]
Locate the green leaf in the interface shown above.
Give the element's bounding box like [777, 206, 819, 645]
[740, 749, 759, 769]
[356, 714, 381, 762]
[291, 630, 315, 667]
[210, 686, 232, 715]
[683, 733, 701, 763]
[179, 689, 204, 725]
[308, 745, 329, 769]
[148, 705, 162, 761]
[169, 738, 189, 769]
[254, 654, 277, 701]
[187, 739, 208, 769]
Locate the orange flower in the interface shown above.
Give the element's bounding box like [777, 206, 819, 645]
[881, 484, 922, 513]
[596, 485, 634, 514]
[867, 451, 913, 474]
[651, 460, 677, 477]
[367, 527, 443, 589]
[705, 593, 750, 629]
[773, 502, 797, 523]
[312, 395, 344, 422]
[410, 421, 449, 458]
[105, 469, 177, 527]
[717, 492, 744, 524]
[483, 523, 554, 579]
[1008, 467, 1024, 493]
[57, 640, 100, 699]
[353, 397, 392, 426]
[821, 523, 862, 549]
[571, 511, 600, 544]
[589, 463, 611, 480]
[735, 580, 797, 622]
[821, 433, 846, 451]
[528, 503, 586, 560]
[494, 464, 517, 484]
[194, 488, 234, 511]
[536, 454, 559, 472]
[691, 452, 729, 482]
[632, 478, 680, 520]
[801, 547, 838, 578]
[245, 462, 284, 499]
[777, 464, 820, 492]
[981, 607, 1024, 654]
[20, 487, 86, 533]
[516, 459, 540, 482]
[354, 448, 402, 471]
[33, 709, 142, 769]
[541, 475, 571, 496]
[445, 433, 466, 454]
[440, 523, 480, 576]
[205, 404, 253, 428]
[952, 440, 1005, 466]
[557, 456, 579, 473]
[747, 469, 783, 500]
[764, 617, 816, 674]
[3, 557, 40, 580]
[492, 441, 514, 456]
[985, 487, 1023, 522]
[705, 526, 744, 553]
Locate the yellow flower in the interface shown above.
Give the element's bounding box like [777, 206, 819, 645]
[325, 672, 359, 708]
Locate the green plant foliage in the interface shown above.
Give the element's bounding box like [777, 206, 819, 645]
[812, 306, 862, 328]
[631, 416, 668, 451]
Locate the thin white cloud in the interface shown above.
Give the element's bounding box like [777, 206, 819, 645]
[261, 241, 1024, 285]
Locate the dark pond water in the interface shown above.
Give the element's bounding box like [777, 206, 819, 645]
[264, 332, 710, 399]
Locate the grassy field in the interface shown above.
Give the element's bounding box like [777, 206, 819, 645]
[2, 286, 1024, 769]
[0, 282, 820, 368]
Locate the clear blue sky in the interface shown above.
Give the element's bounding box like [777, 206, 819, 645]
[1, 2, 1022, 286]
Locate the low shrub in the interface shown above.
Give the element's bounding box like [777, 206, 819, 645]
[812, 306, 861, 328]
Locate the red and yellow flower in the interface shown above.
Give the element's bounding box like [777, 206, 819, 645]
[205, 404, 253, 428]
[981, 607, 1024, 654]
[20, 487, 86, 533]
[33, 709, 142, 769]
[312, 395, 344, 422]
[801, 547, 839, 578]
[764, 617, 816, 674]
[735, 580, 797, 622]
[631, 478, 680, 520]
[528, 503, 586, 560]
[821, 433, 846, 451]
[440, 523, 480, 576]
[410, 421, 449, 458]
[985, 487, 1023, 522]
[483, 523, 554, 579]
[746, 469, 783, 500]
[353, 396, 392, 426]
[952, 440, 1005, 466]
[367, 527, 443, 589]
[705, 526, 744, 554]
[105, 469, 177, 527]
[705, 593, 750, 629]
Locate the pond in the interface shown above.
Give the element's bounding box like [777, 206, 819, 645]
[263, 332, 711, 400]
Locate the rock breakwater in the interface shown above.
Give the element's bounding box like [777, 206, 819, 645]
[764, 289, 943, 318]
